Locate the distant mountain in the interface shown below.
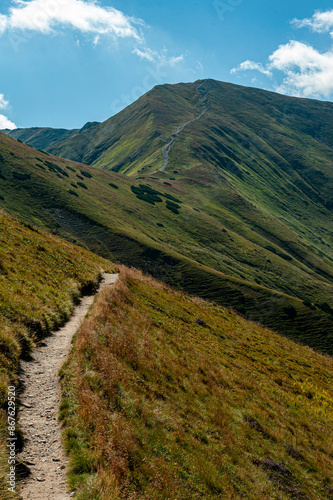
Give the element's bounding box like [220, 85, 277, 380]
[1, 121, 100, 150]
[1, 125, 333, 355]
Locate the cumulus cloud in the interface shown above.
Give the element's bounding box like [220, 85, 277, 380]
[230, 10, 333, 99]
[0, 94, 9, 109]
[269, 41, 333, 97]
[0, 94, 16, 129]
[0, 0, 141, 40]
[230, 60, 272, 77]
[0, 0, 185, 67]
[292, 9, 333, 36]
[0, 114, 17, 129]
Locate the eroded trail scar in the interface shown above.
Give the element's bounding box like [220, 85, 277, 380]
[159, 80, 211, 171]
[17, 273, 119, 500]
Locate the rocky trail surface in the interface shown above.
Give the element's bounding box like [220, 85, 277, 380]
[17, 273, 119, 500]
[159, 80, 211, 171]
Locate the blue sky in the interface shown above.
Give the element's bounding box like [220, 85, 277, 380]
[0, 0, 333, 129]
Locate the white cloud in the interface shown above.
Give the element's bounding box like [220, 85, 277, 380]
[231, 60, 272, 77]
[0, 14, 7, 34]
[230, 10, 333, 99]
[0, 0, 186, 67]
[0, 94, 9, 110]
[292, 9, 333, 37]
[132, 46, 184, 66]
[168, 55, 184, 67]
[0, 0, 141, 40]
[0, 114, 17, 129]
[270, 41, 333, 97]
[132, 47, 156, 62]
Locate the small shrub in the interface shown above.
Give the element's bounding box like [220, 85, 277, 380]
[280, 253, 292, 261]
[44, 161, 69, 177]
[12, 172, 31, 181]
[157, 223, 164, 227]
[66, 166, 76, 172]
[166, 201, 181, 210]
[68, 189, 79, 197]
[109, 183, 119, 189]
[76, 174, 84, 180]
[80, 170, 93, 179]
[35, 163, 46, 171]
[316, 302, 333, 315]
[164, 193, 182, 203]
[303, 300, 316, 310]
[131, 185, 163, 204]
[136, 193, 160, 205]
[283, 305, 297, 320]
[77, 182, 88, 190]
[265, 245, 277, 254]
[139, 184, 162, 196]
[0, 195, 4, 201]
[166, 204, 180, 214]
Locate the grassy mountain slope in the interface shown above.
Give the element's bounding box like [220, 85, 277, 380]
[60, 267, 333, 499]
[1, 132, 333, 354]
[0, 211, 113, 499]
[1, 122, 100, 151]
[48, 84, 197, 170]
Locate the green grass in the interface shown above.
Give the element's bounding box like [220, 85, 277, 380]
[0, 211, 114, 500]
[59, 267, 333, 499]
[1, 130, 333, 354]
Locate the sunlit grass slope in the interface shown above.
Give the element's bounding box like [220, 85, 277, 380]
[60, 267, 333, 500]
[1, 131, 333, 354]
[0, 212, 113, 500]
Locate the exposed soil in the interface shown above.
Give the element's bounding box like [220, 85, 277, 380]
[17, 273, 119, 499]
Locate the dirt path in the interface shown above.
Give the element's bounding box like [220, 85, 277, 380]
[17, 273, 119, 500]
[159, 80, 211, 171]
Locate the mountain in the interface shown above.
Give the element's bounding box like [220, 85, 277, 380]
[1, 78, 333, 355]
[47, 79, 333, 188]
[1, 121, 100, 151]
[61, 266, 333, 499]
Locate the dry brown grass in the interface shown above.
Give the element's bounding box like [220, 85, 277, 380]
[60, 266, 333, 499]
[0, 212, 114, 500]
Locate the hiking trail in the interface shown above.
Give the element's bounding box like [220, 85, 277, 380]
[159, 80, 211, 171]
[17, 273, 119, 499]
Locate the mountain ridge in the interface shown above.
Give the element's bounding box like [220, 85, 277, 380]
[1, 121, 100, 151]
[1, 79, 333, 354]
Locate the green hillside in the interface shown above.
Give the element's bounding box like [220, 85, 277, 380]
[60, 267, 333, 499]
[1, 127, 333, 354]
[0, 211, 113, 499]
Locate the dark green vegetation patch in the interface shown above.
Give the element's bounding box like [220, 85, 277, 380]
[80, 170, 92, 179]
[131, 183, 182, 210]
[13, 172, 31, 181]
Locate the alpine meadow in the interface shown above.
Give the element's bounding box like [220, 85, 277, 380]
[0, 7, 333, 498]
